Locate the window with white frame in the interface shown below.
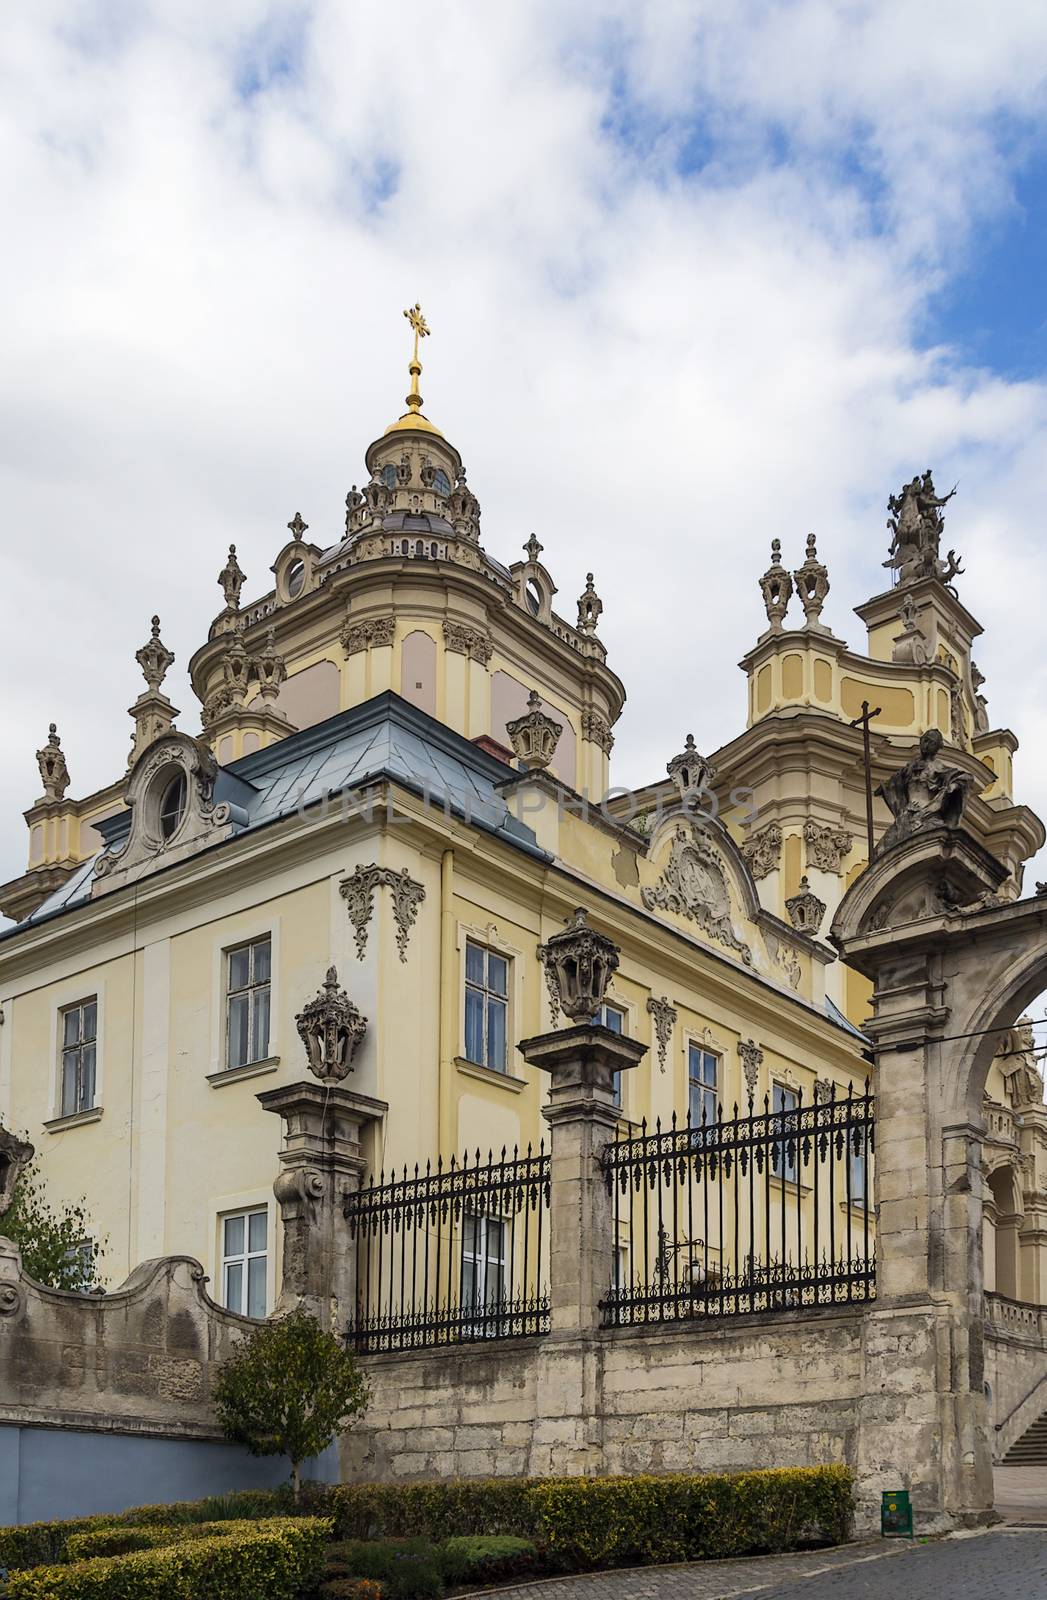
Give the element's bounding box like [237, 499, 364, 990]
[688, 1043, 719, 1130]
[461, 1211, 506, 1313]
[226, 937, 272, 1069]
[220, 1208, 268, 1319]
[464, 941, 508, 1072]
[593, 1002, 626, 1106]
[63, 1237, 97, 1290]
[772, 1082, 799, 1181]
[59, 999, 97, 1117]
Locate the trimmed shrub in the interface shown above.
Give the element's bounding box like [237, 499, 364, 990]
[438, 1535, 538, 1585]
[326, 1482, 534, 1543]
[62, 1523, 234, 1562]
[5, 1516, 330, 1599]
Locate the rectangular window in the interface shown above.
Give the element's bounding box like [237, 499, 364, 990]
[849, 1141, 868, 1204]
[461, 1212, 506, 1313]
[226, 937, 272, 1069]
[464, 941, 508, 1072]
[772, 1083, 799, 1181]
[688, 1044, 719, 1130]
[60, 999, 97, 1117]
[221, 1208, 268, 1319]
[593, 1002, 626, 1106]
[63, 1238, 96, 1290]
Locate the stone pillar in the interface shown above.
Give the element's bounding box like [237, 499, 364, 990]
[257, 1082, 386, 1329]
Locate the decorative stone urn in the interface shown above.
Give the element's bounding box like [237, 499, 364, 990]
[537, 908, 620, 1022]
[506, 690, 563, 772]
[295, 967, 367, 1082]
[667, 735, 715, 804]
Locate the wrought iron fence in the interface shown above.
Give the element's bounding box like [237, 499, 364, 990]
[344, 1142, 550, 1353]
[601, 1081, 875, 1326]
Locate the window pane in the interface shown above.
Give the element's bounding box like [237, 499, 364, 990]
[462, 1258, 478, 1307]
[82, 1001, 97, 1043]
[251, 988, 271, 1062]
[465, 942, 485, 986]
[487, 996, 507, 1071]
[227, 993, 250, 1068]
[464, 988, 485, 1065]
[485, 1218, 505, 1264]
[604, 1006, 624, 1035]
[487, 954, 508, 997]
[61, 1051, 79, 1118]
[224, 1260, 243, 1314]
[246, 1256, 267, 1319]
[64, 1009, 81, 1048]
[701, 1052, 717, 1087]
[612, 1071, 622, 1108]
[248, 1211, 267, 1254]
[224, 1214, 245, 1258]
[252, 938, 271, 984]
[80, 1044, 96, 1110]
[228, 947, 251, 993]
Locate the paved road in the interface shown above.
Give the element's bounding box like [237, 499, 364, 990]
[994, 1465, 1047, 1524]
[479, 1529, 1047, 1600]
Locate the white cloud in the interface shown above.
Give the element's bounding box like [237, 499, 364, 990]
[3, 0, 1047, 915]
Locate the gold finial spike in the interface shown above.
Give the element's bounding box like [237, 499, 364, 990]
[402, 302, 430, 412]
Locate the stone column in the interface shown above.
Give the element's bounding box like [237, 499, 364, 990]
[257, 1083, 386, 1329]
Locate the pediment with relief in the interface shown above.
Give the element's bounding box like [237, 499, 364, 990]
[641, 820, 755, 967]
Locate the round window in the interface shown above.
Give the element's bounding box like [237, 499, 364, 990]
[525, 579, 542, 615]
[286, 559, 306, 598]
[159, 772, 187, 840]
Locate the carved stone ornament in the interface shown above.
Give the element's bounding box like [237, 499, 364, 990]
[287, 511, 309, 539]
[884, 469, 962, 589]
[94, 731, 224, 892]
[222, 622, 251, 706]
[758, 539, 793, 632]
[0, 1125, 34, 1220]
[803, 819, 853, 874]
[581, 708, 615, 754]
[971, 662, 990, 736]
[667, 735, 715, 804]
[793, 534, 830, 630]
[741, 821, 783, 880]
[875, 728, 975, 855]
[295, 967, 367, 1083]
[523, 533, 544, 563]
[577, 573, 603, 635]
[814, 1076, 835, 1103]
[254, 627, 287, 701]
[642, 824, 753, 966]
[537, 907, 620, 1023]
[341, 615, 396, 657]
[36, 723, 70, 801]
[738, 1038, 763, 1099]
[218, 544, 246, 611]
[646, 996, 677, 1073]
[775, 943, 802, 990]
[506, 691, 563, 772]
[540, 950, 562, 1025]
[891, 592, 931, 666]
[340, 864, 426, 962]
[135, 616, 175, 693]
[442, 620, 494, 665]
[785, 874, 826, 935]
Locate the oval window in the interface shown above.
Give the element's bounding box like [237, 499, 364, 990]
[286, 559, 306, 598]
[525, 579, 542, 615]
[159, 772, 187, 840]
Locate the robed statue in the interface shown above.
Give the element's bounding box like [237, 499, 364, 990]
[876, 728, 975, 853]
[885, 470, 963, 588]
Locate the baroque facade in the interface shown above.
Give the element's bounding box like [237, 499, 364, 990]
[1, 321, 1046, 1524]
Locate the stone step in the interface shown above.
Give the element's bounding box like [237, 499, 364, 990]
[1002, 1407, 1047, 1466]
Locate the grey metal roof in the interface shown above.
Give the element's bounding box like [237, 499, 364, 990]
[825, 995, 872, 1048]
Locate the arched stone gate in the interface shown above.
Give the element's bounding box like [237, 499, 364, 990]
[833, 824, 1047, 1527]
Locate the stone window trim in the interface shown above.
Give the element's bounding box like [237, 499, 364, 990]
[206, 1056, 281, 1089]
[219, 1204, 270, 1321]
[464, 938, 511, 1074]
[454, 1056, 528, 1094]
[47, 981, 106, 1122]
[224, 934, 273, 1072]
[681, 1025, 726, 1124]
[687, 1037, 721, 1130]
[455, 920, 525, 1080]
[209, 1187, 277, 1319]
[209, 917, 281, 1078]
[43, 1105, 104, 1134]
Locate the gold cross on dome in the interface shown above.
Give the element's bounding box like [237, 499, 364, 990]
[403, 303, 430, 364]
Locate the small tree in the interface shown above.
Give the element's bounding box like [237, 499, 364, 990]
[213, 1307, 369, 1502]
[3, 1153, 103, 1291]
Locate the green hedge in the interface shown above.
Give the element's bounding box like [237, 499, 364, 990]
[324, 1468, 853, 1565]
[5, 1517, 330, 1599]
[62, 1523, 234, 1562]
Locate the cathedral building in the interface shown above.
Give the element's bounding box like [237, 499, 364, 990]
[0, 313, 1044, 1332]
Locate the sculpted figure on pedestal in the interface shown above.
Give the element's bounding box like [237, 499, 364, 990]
[875, 728, 975, 853]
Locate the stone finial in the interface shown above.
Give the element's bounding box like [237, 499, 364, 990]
[971, 661, 990, 735]
[793, 534, 830, 630]
[506, 690, 563, 772]
[577, 573, 603, 635]
[36, 723, 70, 801]
[667, 734, 715, 803]
[537, 908, 620, 1023]
[295, 966, 367, 1083]
[0, 1125, 34, 1220]
[287, 511, 309, 540]
[523, 533, 544, 564]
[254, 627, 287, 702]
[891, 592, 931, 665]
[135, 616, 175, 693]
[222, 621, 251, 706]
[785, 874, 826, 935]
[218, 544, 246, 611]
[758, 539, 793, 632]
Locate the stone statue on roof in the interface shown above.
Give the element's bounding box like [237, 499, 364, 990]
[884, 470, 963, 589]
[875, 727, 975, 853]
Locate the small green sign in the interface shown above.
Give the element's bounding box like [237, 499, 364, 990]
[881, 1488, 913, 1537]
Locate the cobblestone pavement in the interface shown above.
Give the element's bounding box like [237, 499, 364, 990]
[478, 1530, 1047, 1600]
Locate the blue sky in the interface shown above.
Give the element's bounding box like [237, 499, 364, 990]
[2, 0, 1047, 905]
